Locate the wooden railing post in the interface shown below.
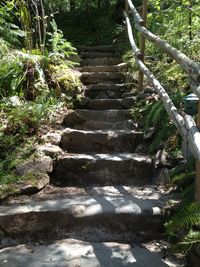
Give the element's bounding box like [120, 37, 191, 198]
[195, 100, 200, 202]
[125, 0, 128, 13]
[138, 0, 148, 91]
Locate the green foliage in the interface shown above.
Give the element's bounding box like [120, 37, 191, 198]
[0, 1, 84, 200]
[57, 4, 119, 46]
[143, 91, 183, 154]
[166, 202, 200, 253]
[0, 1, 25, 46]
[0, 56, 25, 97]
[148, 0, 200, 60]
[164, 162, 200, 255]
[48, 20, 79, 66]
[167, 202, 200, 232]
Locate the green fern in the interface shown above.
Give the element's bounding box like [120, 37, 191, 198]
[171, 171, 195, 185]
[172, 230, 200, 253]
[166, 202, 200, 233]
[149, 122, 175, 153]
[48, 19, 78, 66]
[145, 100, 163, 130]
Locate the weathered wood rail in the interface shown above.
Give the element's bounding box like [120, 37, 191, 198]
[124, 0, 200, 201]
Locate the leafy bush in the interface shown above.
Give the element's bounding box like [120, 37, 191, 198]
[0, 1, 25, 46]
[164, 162, 200, 255]
[48, 20, 79, 66]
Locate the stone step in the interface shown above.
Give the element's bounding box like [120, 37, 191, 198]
[0, 186, 164, 243]
[81, 58, 122, 66]
[0, 239, 182, 267]
[80, 52, 115, 59]
[79, 65, 118, 73]
[60, 128, 142, 153]
[52, 153, 153, 186]
[74, 109, 131, 122]
[79, 63, 128, 73]
[78, 44, 114, 52]
[82, 97, 137, 110]
[81, 72, 125, 84]
[76, 120, 138, 130]
[85, 83, 128, 99]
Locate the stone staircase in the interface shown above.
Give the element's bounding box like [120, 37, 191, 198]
[0, 45, 183, 266]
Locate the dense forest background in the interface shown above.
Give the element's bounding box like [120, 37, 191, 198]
[0, 0, 200, 260]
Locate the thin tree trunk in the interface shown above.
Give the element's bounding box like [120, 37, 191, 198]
[189, 1, 192, 40]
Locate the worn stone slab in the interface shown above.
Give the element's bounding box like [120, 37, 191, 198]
[83, 97, 137, 110]
[0, 189, 162, 241]
[53, 153, 153, 186]
[75, 109, 131, 122]
[76, 120, 138, 130]
[78, 44, 114, 52]
[80, 52, 114, 59]
[81, 72, 125, 84]
[2, 185, 169, 205]
[79, 65, 118, 73]
[86, 83, 127, 91]
[60, 128, 142, 153]
[0, 239, 183, 267]
[81, 58, 122, 66]
[87, 98, 123, 109]
[85, 83, 128, 99]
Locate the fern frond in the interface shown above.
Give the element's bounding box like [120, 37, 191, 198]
[145, 100, 162, 130]
[171, 171, 194, 184]
[149, 122, 174, 153]
[166, 202, 200, 233]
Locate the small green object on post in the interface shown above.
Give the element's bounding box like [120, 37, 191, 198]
[183, 93, 199, 116]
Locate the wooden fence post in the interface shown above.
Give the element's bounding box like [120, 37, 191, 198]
[195, 100, 200, 202]
[138, 0, 148, 91]
[125, 0, 128, 13]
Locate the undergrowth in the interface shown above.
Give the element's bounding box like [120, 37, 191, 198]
[0, 6, 83, 199]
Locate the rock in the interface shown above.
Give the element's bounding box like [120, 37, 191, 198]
[16, 156, 53, 176]
[8, 96, 22, 106]
[144, 86, 156, 94]
[122, 91, 138, 98]
[41, 131, 62, 145]
[36, 144, 63, 157]
[0, 173, 50, 200]
[116, 62, 128, 72]
[121, 97, 137, 108]
[153, 168, 170, 185]
[124, 120, 138, 130]
[138, 92, 151, 99]
[18, 173, 50, 193]
[135, 144, 148, 154]
[143, 127, 156, 140]
[78, 96, 89, 107]
[154, 150, 168, 168]
[62, 110, 86, 127]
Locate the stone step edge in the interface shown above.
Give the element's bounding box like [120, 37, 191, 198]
[57, 153, 152, 163]
[62, 128, 142, 135]
[0, 193, 162, 217]
[0, 239, 182, 267]
[85, 83, 127, 90]
[81, 72, 125, 76]
[78, 63, 127, 71]
[2, 185, 167, 206]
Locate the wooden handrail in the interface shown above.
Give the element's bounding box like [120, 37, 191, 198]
[126, 0, 200, 82]
[124, 11, 200, 160]
[124, 1, 200, 201]
[138, 0, 148, 91]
